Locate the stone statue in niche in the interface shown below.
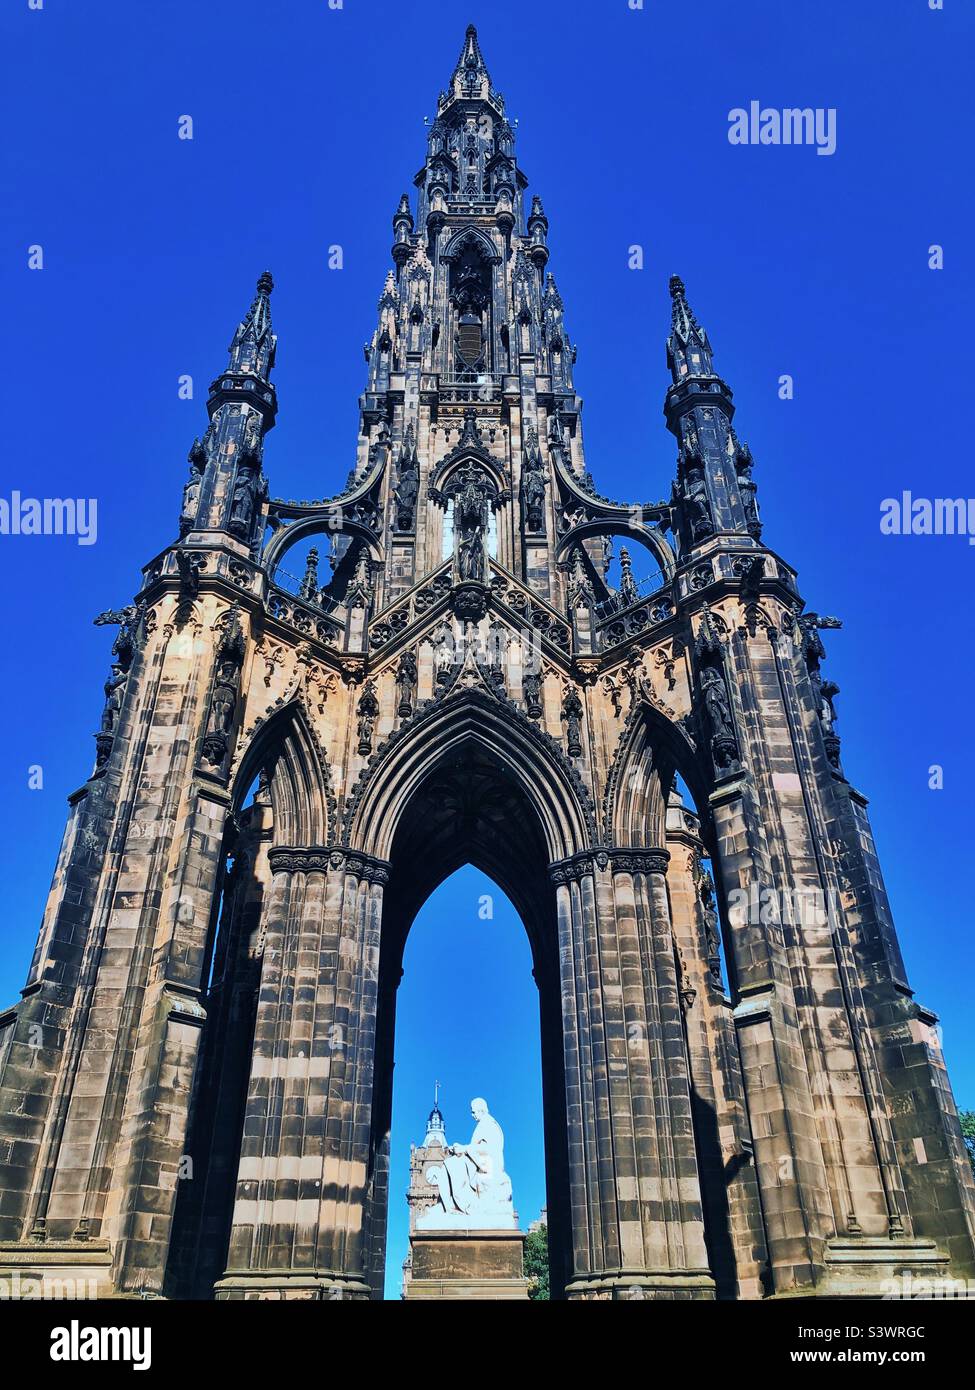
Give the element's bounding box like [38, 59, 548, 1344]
[451, 458, 492, 584]
[100, 665, 127, 734]
[229, 468, 255, 536]
[180, 444, 205, 532]
[430, 622, 455, 690]
[394, 455, 419, 531]
[683, 455, 714, 543]
[523, 669, 544, 719]
[356, 680, 379, 755]
[457, 513, 485, 582]
[700, 665, 734, 741]
[561, 685, 584, 757]
[206, 678, 236, 742]
[418, 1098, 516, 1231]
[696, 862, 724, 988]
[735, 442, 762, 537]
[201, 609, 246, 769]
[396, 650, 418, 717]
[394, 427, 420, 531]
[520, 429, 547, 532]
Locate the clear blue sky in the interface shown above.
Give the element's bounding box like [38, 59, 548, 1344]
[1, 0, 972, 1299]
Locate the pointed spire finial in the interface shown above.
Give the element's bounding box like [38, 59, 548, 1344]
[667, 274, 714, 381]
[450, 23, 492, 93]
[299, 546, 320, 602]
[669, 274, 699, 343]
[227, 271, 276, 377]
[423, 1079, 447, 1148]
[619, 546, 639, 604]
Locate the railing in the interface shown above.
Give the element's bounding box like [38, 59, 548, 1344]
[269, 564, 341, 616]
[593, 569, 669, 622]
[439, 373, 504, 403]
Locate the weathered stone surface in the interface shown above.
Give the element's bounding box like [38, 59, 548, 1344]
[405, 1231, 528, 1300]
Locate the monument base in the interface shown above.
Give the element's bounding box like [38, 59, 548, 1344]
[404, 1229, 530, 1300]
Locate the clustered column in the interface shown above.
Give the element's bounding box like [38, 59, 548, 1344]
[215, 846, 387, 1300]
[552, 848, 714, 1299]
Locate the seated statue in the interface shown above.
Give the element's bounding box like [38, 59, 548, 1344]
[418, 1097, 516, 1231]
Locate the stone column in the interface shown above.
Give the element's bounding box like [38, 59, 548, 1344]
[554, 849, 715, 1300]
[215, 848, 386, 1300]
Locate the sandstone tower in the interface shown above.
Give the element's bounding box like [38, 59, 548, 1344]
[1, 27, 973, 1301]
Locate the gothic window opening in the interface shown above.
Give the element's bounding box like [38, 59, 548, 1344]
[448, 243, 493, 380]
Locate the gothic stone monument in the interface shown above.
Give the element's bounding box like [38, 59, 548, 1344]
[403, 1097, 528, 1299]
[0, 26, 973, 1300]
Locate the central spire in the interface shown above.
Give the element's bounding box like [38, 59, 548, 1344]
[451, 23, 492, 91]
[439, 23, 503, 115]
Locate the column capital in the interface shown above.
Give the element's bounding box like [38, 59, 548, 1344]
[267, 845, 391, 884]
[608, 847, 671, 876]
[548, 850, 606, 885]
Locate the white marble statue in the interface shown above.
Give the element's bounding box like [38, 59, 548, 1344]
[417, 1097, 517, 1231]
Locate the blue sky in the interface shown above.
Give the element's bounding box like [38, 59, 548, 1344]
[1, 0, 973, 1298]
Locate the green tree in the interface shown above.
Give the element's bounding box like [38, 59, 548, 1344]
[524, 1225, 550, 1301]
[960, 1110, 975, 1182]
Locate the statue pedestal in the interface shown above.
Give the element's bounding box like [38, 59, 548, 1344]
[404, 1229, 529, 1300]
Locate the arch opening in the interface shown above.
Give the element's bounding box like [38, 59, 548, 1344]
[384, 867, 547, 1299]
[366, 738, 572, 1300]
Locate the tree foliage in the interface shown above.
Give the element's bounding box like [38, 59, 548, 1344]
[523, 1225, 550, 1301]
[960, 1110, 975, 1181]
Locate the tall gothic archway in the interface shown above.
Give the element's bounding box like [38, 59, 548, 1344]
[361, 733, 573, 1297]
[174, 683, 738, 1300]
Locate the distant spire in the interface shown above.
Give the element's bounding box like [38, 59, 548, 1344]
[618, 546, 639, 605]
[227, 271, 276, 379]
[666, 274, 714, 382]
[378, 268, 398, 310]
[392, 192, 414, 268]
[298, 546, 320, 602]
[543, 272, 563, 311]
[423, 1080, 447, 1148]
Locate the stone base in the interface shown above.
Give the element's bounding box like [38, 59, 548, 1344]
[820, 1236, 956, 1299]
[0, 1240, 115, 1299]
[564, 1269, 717, 1301]
[404, 1229, 529, 1300]
[213, 1269, 371, 1300]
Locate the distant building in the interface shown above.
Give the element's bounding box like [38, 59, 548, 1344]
[402, 1099, 451, 1295]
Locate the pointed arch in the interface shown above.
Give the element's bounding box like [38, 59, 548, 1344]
[231, 699, 336, 846]
[440, 225, 501, 265]
[555, 517, 675, 580]
[604, 698, 706, 847]
[262, 514, 385, 573]
[343, 688, 595, 864]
